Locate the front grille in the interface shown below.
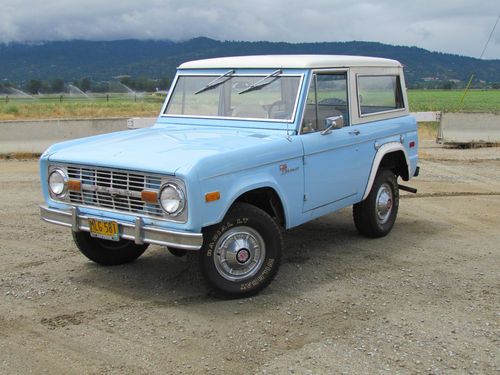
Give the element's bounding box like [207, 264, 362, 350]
[66, 165, 164, 218]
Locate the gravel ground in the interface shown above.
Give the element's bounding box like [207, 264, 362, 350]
[0, 142, 499, 374]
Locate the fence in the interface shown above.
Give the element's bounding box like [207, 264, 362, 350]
[1, 93, 165, 104]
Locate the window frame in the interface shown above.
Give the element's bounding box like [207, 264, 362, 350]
[298, 69, 351, 135]
[356, 74, 406, 118]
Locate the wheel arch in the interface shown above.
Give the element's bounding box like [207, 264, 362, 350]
[362, 142, 410, 201]
[226, 185, 287, 228]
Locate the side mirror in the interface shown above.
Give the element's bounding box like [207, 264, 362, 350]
[321, 115, 344, 135]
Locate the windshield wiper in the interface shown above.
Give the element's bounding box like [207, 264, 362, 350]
[238, 69, 282, 94]
[194, 69, 235, 95]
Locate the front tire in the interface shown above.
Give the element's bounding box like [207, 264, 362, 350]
[168, 247, 187, 257]
[72, 231, 149, 265]
[199, 203, 283, 298]
[353, 169, 399, 238]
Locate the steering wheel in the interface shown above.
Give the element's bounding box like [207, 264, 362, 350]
[267, 100, 293, 119]
[318, 98, 347, 106]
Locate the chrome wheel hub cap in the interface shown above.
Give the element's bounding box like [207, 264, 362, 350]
[213, 226, 266, 282]
[376, 183, 393, 225]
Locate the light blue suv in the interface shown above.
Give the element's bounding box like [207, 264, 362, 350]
[40, 55, 419, 297]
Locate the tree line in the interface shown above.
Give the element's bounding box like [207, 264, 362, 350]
[0, 76, 172, 95]
[407, 80, 500, 90]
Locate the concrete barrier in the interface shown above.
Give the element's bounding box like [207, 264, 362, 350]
[412, 111, 441, 122]
[2, 113, 499, 154]
[439, 112, 500, 145]
[0, 118, 129, 154]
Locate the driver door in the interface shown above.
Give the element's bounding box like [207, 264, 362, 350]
[301, 72, 361, 212]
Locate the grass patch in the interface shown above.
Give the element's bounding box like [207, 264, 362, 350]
[0, 152, 41, 160]
[408, 89, 500, 113]
[0, 95, 164, 120]
[418, 122, 439, 140]
[2, 104, 20, 118]
[0, 101, 162, 120]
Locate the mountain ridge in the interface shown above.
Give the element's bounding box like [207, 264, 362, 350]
[1, 37, 499, 84]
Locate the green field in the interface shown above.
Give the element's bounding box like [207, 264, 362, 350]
[0, 94, 165, 120]
[408, 89, 500, 112]
[0, 90, 499, 120]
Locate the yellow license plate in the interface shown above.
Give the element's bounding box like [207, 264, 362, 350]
[88, 218, 119, 241]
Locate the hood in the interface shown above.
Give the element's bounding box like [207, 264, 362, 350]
[47, 125, 291, 175]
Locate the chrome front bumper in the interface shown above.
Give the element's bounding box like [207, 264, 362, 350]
[40, 205, 203, 250]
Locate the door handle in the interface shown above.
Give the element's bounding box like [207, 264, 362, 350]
[348, 129, 360, 135]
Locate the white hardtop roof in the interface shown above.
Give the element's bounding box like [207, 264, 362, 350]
[178, 55, 402, 70]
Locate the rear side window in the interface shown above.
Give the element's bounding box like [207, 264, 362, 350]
[357, 75, 404, 116]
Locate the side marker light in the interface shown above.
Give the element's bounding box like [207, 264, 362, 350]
[205, 191, 220, 202]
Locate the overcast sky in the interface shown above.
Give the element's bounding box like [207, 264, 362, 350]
[1, 0, 499, 59]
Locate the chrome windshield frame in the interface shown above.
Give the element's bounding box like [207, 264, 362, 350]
[160, 71, 305, 124]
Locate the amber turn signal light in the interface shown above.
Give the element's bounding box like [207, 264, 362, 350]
[141, 190, 158, 203]
[67, 180, 81, 192]
[205, 191, 220, 202]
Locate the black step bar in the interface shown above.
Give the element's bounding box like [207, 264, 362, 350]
[399, 184, 417, 194]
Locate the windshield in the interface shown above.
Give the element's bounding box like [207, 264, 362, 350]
[164, 73, 302, 121]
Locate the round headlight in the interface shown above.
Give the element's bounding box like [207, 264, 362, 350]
[48, 168, 68, 197]
[159, 184, 185, 215]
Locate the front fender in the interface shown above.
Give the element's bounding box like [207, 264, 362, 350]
[197, 157, 304, 230]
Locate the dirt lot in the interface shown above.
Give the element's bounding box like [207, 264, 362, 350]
[0, 141, 499, 374]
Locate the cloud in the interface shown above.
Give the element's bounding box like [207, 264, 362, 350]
[0, 0, 499, 58]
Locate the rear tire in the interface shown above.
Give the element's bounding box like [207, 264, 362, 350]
[72, 231, 148, 265]
[353, 169, 399, 238]
[199, 203, 283, 298]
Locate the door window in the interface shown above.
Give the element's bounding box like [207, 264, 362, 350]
[301, 73, 349, 133]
